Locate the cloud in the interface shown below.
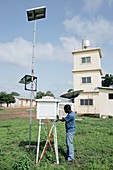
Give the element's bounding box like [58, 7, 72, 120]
[1, 15, 113, 70]
[0, 36, 76, 67]
[0, 37, 32, 67]
[60, 36, 82, 51]
[63, 14, 113, 74]
[83, 0, 113, 12]
[63, 15, 113, 47]
[107, 0, 113, 6]
[37, 37, 82, 62]
[83, 0, 103, 11]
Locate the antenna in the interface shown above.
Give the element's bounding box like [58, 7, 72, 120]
[82, 39, 90, 49]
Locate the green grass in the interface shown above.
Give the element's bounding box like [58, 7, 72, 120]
[0, 112, 113, 170]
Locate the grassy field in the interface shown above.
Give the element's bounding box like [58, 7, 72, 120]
[0, 108, 113, 170]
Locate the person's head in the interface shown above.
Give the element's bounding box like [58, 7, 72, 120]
[64, 104, 72, 113]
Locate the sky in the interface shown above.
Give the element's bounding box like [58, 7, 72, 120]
[0, 0, 113, 99]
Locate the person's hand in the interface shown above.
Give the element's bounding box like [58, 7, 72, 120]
[56, 115, 59, 120]
[59, 117, 65, 122]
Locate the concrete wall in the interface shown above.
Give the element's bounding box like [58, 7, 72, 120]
[98, 89, 113, 117]
[73, 71, 101, 91]
[73, 50, 102, 71]
[2, 96, 36, 108]
[74, 92, 100, 114]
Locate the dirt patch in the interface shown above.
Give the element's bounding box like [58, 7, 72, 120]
[0, 107, 37, 120]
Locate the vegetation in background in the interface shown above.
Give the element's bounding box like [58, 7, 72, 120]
[102, 74, 113, 87]
[0, 91, 18, 107]
[10, 91, 20, 96]
[0, 110, 113, 169]
[35, 90, 54, 99]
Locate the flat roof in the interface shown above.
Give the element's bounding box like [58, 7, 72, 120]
[72, 47, 102, 58]
[97, 87, 113, 90]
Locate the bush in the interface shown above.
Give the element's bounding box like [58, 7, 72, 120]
[13, 155, 31, 170]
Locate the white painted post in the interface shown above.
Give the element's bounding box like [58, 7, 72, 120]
[54, 122, 59, 164]
[36, 119, 41, 164]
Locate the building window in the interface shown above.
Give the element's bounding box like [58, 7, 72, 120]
[80, 99, 93, 105]
[82, 56, 91, 63]
[108, 93, 113, 99]
[82, 77, 91, 83]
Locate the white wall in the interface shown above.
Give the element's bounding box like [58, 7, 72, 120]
[73, 71, 101, 91]
[73, 49, 102, 71]
[72, 48, 104, 116]
[2, 97, 36, 108]
[73, 48, 102, 91]
[98, 89, 113, 117]
[74, 92, 100, 114]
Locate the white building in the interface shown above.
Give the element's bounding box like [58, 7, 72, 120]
[3, 96, 36, 108]
[72, 42, 113, 117]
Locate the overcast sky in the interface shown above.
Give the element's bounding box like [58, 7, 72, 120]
[0, 0, 113, 98]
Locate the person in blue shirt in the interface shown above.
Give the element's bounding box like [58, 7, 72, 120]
[57, 104, 76, 162]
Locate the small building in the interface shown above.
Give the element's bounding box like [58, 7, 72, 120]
[72, 41, 113, 117]
[3, 96, 36, 108]
[96, 87, 113, 117]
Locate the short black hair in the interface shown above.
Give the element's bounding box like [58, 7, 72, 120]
[64, 104, 71, 113]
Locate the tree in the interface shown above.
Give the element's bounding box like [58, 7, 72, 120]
[35, 90, 54, 99]
[10, 91, 20, 96]
[45, 91, 54, 97]
[102, 74, 113, 87]
[0, 92, 7, 106]
[35, 91, 45, 99]
[5, 94, 15, 107]
[0, 91, 16, 107]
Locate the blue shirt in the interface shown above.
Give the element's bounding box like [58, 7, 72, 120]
[64, 111, 76, 133]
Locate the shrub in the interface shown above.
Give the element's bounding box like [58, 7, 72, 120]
[13, 155, 31, 170]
